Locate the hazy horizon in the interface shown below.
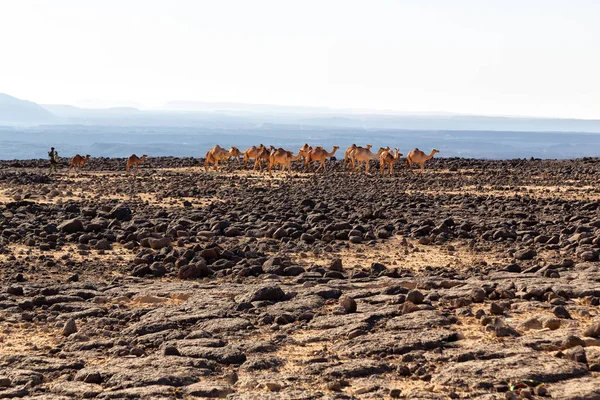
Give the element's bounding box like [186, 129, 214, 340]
[1, 0, 599, 119]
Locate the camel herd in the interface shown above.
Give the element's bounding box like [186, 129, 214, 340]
[204, 143, 439, 176]
[65, 145, 439, 176]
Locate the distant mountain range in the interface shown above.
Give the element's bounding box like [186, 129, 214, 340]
[1, 92, 600, 133]
[0, 93, 57, 124]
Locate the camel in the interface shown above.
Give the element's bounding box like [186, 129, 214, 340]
[406, 148, 440, 173]
[68, 154, 91, 174]
[343, 144, 357, 169]
[254, 145, 275, 172]
[268, 148, 300, 177]
[204, 145, 232, 171]
[297, 143, 312, 163]
[379, 148, 402, 175]
[126, 154, 147, 174]
[228, 146, 243, 165]
[306, 146, 339, 172]
[243, 144, 266, 169]
[349, 145, 390, 173]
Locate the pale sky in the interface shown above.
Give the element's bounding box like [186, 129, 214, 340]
[1, 0, 598, 118]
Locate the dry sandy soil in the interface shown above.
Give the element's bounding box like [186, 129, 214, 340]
[0, 156, 600, 399]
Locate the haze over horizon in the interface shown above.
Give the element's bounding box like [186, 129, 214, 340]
[1, 0, 599, 119]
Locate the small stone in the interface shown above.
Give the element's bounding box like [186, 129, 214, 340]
[397, 364, 410, 376]
[418, 237, 432, 245]
[0, 377, 11, 387]
[130, 347, 145, 357]
[326, 381, 342, 391]
[534, 385, 548, 396]
[542, 317, 561, 330]
[339, 296, 357, 313]
[163, 346, 180, 356]
[505, 263, 521, 273]
[390, 389, 402, 398]
[62, 318, 77, 336]
[406, 290, 424, 305]
[583, 319, 600, 337]
[265, 382, 281, 392]
[224, 372, 238, 385]
[505, 391, 518, 400]
[495, 326, 520, 337]
[490, 302, 504, 315]
[520, 388, 533, 399]
[580, 250, 598, 261]
[81, 372, 102, 384]
[7, 286, 23, 296]
[515, 248, 536, 260]
[329, 258, 343, 271]
[402, 301, 420, 314]
[552, 305, 572, 319]
[370, 262, 386, 275]
[520, 317, 542, 330]
[471, 288, 486, 302]
[562, 335, 585, 349]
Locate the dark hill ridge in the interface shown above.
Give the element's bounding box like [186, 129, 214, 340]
[0, 93, 57, 124]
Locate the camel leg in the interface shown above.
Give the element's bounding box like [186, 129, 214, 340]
[420, 162, 425, 174]
[316, 160, 325, 173]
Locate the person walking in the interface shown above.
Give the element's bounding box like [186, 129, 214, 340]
[48, 147, 59, 173]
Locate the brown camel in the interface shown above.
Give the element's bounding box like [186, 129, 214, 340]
[68, 154, 91, 174]
[254, 145, 275, 172]
[379, 148, 402, 175]
[126, 154, 147, 174]
[243, 144, 266, 169]
[306, 146, 339, 172]
[268, 148, 300, 177]
[298, 143, 311, 163]
[228, 146, 243, 165]
[406, 148, 440, 173]
[343, 144, 357, 169]
[347, 144, 371, 170]
[204, 145, 232, 171]
[349, 145, 390, 173]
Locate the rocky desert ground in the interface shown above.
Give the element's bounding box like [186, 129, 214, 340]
[1, 156, 600, 399]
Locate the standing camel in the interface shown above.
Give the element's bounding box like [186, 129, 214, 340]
[306, 146, 339, 172]
[254, 145, 275, 172]
[68, 154, 91, 174]
[204, 145, 232, 171]
[348, 146, 390, 173]
[380, 148, 402, 175]
[268, 148, 300, 178]
[406, 148, 439, 173]
[228, 147, 243, 166]
[243, 144, 266, 169]
[343, 144, 357, 170]
[297, 143, 312, 163]
[126, 154, 147, 174]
